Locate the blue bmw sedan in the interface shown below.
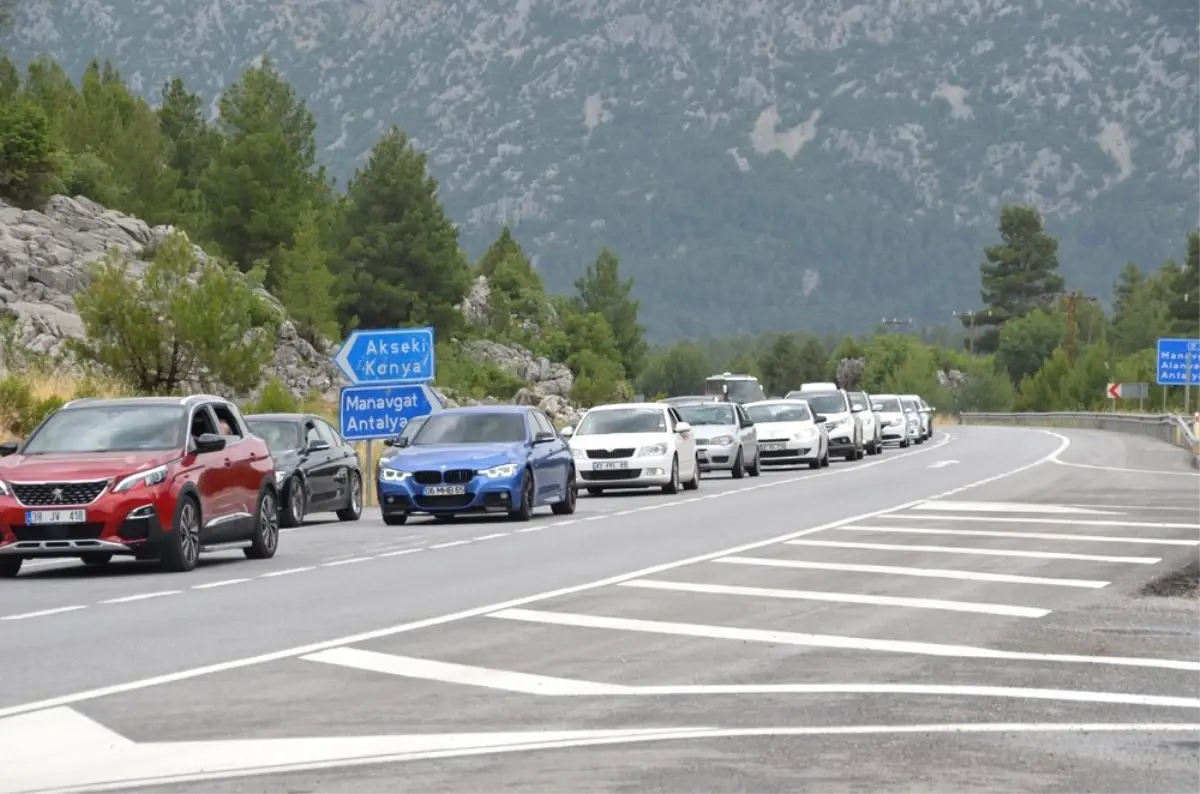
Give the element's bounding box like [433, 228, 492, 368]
[376, 405, 576, 525]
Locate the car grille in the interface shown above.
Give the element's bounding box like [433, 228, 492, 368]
[415, 494, 475, 509]
[581, 469, 642, 481]
[586, 448, 635, 459]
[759, 437, 791, 443]
[10, 480, 109, 506]
[412, 470, 475, 485]
[12, 523, 105, 542]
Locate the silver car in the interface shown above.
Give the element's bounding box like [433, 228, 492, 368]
[670, 401, 761, 478]
[899, 396, 925, 445]
[869, 394, 910, 448]
[846, 390, 883, 455]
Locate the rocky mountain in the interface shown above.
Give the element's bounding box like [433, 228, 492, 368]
[3, 1, 1197, 340]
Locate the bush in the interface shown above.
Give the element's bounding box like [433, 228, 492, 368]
[243, 377, 300, 414]
[434, 341, 525, 401]
[0, 371, 132, 440]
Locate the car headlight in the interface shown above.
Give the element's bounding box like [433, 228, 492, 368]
[637, 443, 668, 457]
[709, 435, 734, 446]
[274, 470, 289, 485]
[794, 428, 817, 440]
[571, 447, 586, 459]
[379, 468, 411, 483]
[481, 463, 518, 478]
[113, 465, 168, 493]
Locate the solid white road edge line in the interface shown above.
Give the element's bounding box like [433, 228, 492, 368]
[838, 525, 1200, 546]
[617, 578, 1051, 617]
[0, 429, 1067, 719]
[910, 500, 1126, 515]
[715, 557, 1111, 588]
[890, 514, 1200, 530]
[489, 609, 1200, 671]
[300, 648, 1199, 708]
[784, 539, 1160, 564]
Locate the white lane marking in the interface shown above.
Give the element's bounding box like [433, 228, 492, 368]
[891, 514, 1200, 530]
[911, 500, 1124, 516]
[490, 609, 1200, 671]
[0, 429, 1062, 719]
[321, 557, 371, 567]
[716, 556, 1110, 588]
[515, 526, 543, 533]
[1050, 453, 1200, 477]
[785, 538, 1160, 564]
[549, 520, 578, 527]
[1057, 502, 1200, 513]
[472, 533, 509, 541]
[927, 460, 958, 469]
[299, 649, 1198, 709]
[844, 525, 1200, 546]
[618, 579, 1050, 618]
[100, 591, 180, 604]
[377, 549, 422, 558]
[1, 605, 88, 621]
[303, 648, 627, 695]
[259, 567, 315, 578]
[429, 540, 472, 549]
[191, 578, 251, 590]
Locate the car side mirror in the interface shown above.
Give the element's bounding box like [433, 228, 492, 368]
[851, 405, 863, 413]
[676, 421, 692, 433]
[393, 436, 411, 448]
[193, 433, 226, 454]
[307, 439, 331, 453]
[742, 419, 754, 428]
[0, 441, 19, 457]
[560, 426, 574, 438]
[815, 415, 827, 424]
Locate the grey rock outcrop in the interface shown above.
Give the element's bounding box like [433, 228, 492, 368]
[0, 195, 342, 397]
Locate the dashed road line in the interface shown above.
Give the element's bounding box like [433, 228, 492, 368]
[472, 533, 509, 541]
[429, 540, 472, 549]
[378, 549, 423, 558]
[784, 538, 1161, 564]
[191, 578, 251, 590]
[1, 605, 88, 620]
[100, 590, 181, 604]
[322, 557, 372, 566]
[259, 567, 314, 578]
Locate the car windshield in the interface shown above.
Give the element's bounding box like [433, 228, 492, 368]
[576, 407, 667, 435]
[873, 397, 902, 412]
[412, 412, 526, 445]
[675, 404, 736, 426]
[746, 403, 812, 423]
[848, 393, 869, 411]
[246, 420, 303, 453]
[22, 405, 185, 454]
[398, 416, 426, 440]
[800, 392, 846, 415]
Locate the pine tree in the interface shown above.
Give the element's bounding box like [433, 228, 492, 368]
[276, 207, 341, 347]
[573, 248, 648, 381]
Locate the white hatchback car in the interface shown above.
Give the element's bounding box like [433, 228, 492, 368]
[869, 394, 912, 448]
[562, 403, 700, 495]
[744, 399, 829, 469]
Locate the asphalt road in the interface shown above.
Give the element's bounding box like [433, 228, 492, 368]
[2, 426, 1197, 793]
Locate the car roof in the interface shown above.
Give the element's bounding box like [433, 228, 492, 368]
[588, 402, 667, 411]
[61, 394, 231, 410]
[435, 405, 531, 416]
[244, 413, 320, 422]
[745, 398, 810, 406]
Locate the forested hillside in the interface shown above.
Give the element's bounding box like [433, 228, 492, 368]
[3, 0, 1195, 339]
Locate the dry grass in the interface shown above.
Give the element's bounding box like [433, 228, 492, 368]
[0, 371, 133, 440]
[933, 413, 959, 428]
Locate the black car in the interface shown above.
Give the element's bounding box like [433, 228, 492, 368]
[244, 413, 363, 527]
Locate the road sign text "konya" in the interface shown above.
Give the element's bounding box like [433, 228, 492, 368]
[333, 328, 435, 385]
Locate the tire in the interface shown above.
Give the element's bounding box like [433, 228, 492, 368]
[508, 468, 535, 521]
[856, 445, 865, 460]
[552, 469, 578, 515]
[730, 449, 745, 479]
[244, 487, 280, 560]
[383, 513, 408, 526]
[0, 557, 21, 578]
[587, 487, 603, 497]
[683, 457, 700, 490]
[80, 552, 112, 566]
[747, 448, 761, 477]
[821, 445, 830, 467]
[159, 495, 200, 573]
[808, 456, 820, 470]
[662, 456, 681, 494]
[336, 471, 363, 522]
[280, 476, 305, 528]
[900, 438, 910, 448]
[843, 449, 856, 461]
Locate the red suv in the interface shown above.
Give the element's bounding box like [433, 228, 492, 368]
[0, 395, 279, 577]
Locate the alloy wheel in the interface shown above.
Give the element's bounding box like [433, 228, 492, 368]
[290, 481, 305, 523]
[260, 492, 279, 553]
[178, 501, 200, 565]
[350, 473, 362, 513]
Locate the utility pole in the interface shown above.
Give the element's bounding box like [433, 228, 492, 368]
[881, 317, 912, 334]
[953, 310, 980, 354]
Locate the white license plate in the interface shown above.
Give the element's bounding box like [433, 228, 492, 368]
[593, 461, 629, 471]
[26, 510, 87, 524]
[423, 485, 466, 496]
[760, 442, 786, 452]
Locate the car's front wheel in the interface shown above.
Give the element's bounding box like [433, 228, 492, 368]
[280, 476, 305, 528]
[662, 456, 681, 494]
[245, 487, 280, 560]
[508, 468, 535, 521]
[160, 495, 200, 573]
[551, 469, 577, 515]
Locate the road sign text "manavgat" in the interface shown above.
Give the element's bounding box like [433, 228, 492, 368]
[338, 383, 443, 442]
[1155, 338, 1200, 386]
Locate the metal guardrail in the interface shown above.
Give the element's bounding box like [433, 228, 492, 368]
[959, 411, 1200, 469]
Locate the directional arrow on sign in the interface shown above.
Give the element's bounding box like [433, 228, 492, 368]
[1106, 382, 1122, 399]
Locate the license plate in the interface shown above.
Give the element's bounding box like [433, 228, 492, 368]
[593, 461, 628, 471]
[26, 510, 86, 524]
[423, 485, 466, 496]
[760, 442, 786, 451]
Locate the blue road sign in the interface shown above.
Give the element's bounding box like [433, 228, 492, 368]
[339, 383, 444, 442]
[333, 327, 435, 384]
[1155, 338, 1200, 386]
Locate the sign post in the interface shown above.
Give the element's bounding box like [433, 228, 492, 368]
[1105, 382, 1149, 410]
[332, 327, 439, 507]
[1155, 338, 1200, 414]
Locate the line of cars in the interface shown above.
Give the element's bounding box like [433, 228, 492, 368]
[0, 395, 364, 577]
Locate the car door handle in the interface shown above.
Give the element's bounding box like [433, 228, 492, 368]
[223, 458, 232, 467]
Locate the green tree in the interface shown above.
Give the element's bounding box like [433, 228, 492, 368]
[70, 231, 275, 394]
[994, 308, 1063, 384]
[1164, 231, 1199, 336]
[157, 77, 223, 234]
[759, 334, 806, 395]
[796, 338, 828, 384]
[572, 248, 648, 381]
[474, 227, 550, 343]
[1110, 264, 1171, 356]
[202, 59, 328, 280]
[338, 127, 471, 335]
[970, 205, 1065, 353]
[562, 311, 626, 406]
[276, 206, 341, 347]
[0, 94, 59, 208]
[636, 342, 711, 398]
